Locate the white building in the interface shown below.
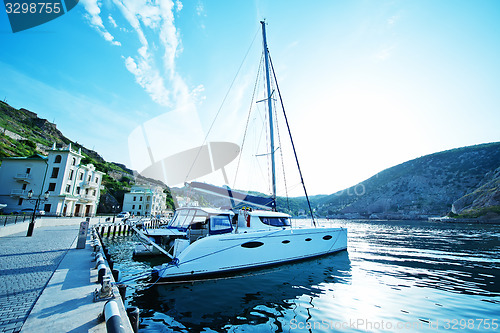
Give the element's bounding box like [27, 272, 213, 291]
[122, 185, 167, 217]
[0, 144, 104, 217]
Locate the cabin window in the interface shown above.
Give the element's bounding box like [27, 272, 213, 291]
[323, 235, 333, 240]
[209, 215, 232, 235]
[259, 216, 290, 227]
[169, 209, 207, 229]
[241, 241, 264, 248]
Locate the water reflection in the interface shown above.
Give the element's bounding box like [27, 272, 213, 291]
[130, 251, 351, 332]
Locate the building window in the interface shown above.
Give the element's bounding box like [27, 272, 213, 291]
[22, 184, 27, 190]
[65, 184, 71, 193]
[54, 155, 62, 163]
[85, 189, 89, 195]
[133, 196, 136, 201]
[140, 197, 143, 201]
[26, 168, 31, 174]
[72, 158, 76, 166]
[18, 198, 23, 205]
[76, 187, 81, 195]
[88, 175, 91, 181]
[95, 177, 99, 183]
[48, 183, 56, 191]
[68, 170, 74, 180]
[132, 205, 135, 209]
[51, 167, 59, 178]
[79, 173, 83, 180]
[43, 204, 51, 213]
[139, 205, 142, 209]
[92, 190, 96, 196]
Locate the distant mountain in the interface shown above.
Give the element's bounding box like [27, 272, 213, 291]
[0, 101, 175, 212]
[316, 142, 500, 220]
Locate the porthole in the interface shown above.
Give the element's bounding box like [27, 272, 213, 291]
[323, 235, 333, 240]
[282, 240, 290, 244]
[241, 241, 264, 248]
[305, 238, 312, 242]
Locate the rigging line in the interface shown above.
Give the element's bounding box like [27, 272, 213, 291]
[184, 27, 261, 185]
[268, 54, 317, 227]
[272, 86, 291, 212]
[232, 53, 264, 188]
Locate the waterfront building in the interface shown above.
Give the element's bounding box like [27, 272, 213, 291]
[122, 185, 167, 217]
[0, 143, 104, 216]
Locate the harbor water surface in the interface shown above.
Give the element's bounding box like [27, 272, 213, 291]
[103, 220, 500, 332]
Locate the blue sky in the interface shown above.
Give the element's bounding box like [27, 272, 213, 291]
[1, 0, 499, 196]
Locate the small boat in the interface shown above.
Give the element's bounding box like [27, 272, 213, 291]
[152, 21, 347, 281]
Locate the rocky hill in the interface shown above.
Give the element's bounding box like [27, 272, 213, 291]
[317, 142, 500, 220]
[451, 166, 500, 219]
[0, 101, 175, 212]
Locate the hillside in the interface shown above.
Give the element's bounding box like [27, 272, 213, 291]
[317, 142, 500, 220]
[0, 101, 175, 212]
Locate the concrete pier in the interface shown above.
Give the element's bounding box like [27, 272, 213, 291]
[0, 217, 133, 333]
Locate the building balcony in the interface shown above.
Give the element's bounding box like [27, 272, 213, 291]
[14, 173, 32, 183]
[82, 181, 98, 188]
[11, 189, 27, 197]
[79, 194, 95, 203]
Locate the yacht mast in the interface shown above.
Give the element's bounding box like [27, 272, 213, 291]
[261, 20, 277, 209]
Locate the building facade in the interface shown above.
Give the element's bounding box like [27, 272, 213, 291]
[0, 144, 104, 217]
[122, 185, 167, 217]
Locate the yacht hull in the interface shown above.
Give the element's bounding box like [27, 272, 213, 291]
[154, 227, 347, 281]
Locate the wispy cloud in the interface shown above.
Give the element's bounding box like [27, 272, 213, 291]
[108, 15, 118, 28]
[80, 0, 121, 46]
[81, 0, 196, 108]
[375, 45, 395, 61]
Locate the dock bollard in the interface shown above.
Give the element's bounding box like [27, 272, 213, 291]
[98, 263, 107, 285]
[126, 307, 140, 333]
[95, 254, 105, 269]
[104, 300, 126, 333]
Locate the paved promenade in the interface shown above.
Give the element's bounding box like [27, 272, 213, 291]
[0, 220, 78, 333]
[0, 217, 131, 333]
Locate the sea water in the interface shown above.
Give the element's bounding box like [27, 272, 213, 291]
[102, 220, 500, 332]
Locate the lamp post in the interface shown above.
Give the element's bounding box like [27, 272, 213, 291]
[26, 189, 49, 237]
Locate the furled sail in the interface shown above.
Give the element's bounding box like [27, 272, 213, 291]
[188, 182, 276, 210]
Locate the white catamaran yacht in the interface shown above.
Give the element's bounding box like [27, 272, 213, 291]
[151, 21, 347, 281]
